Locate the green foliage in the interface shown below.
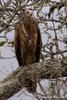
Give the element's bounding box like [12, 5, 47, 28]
[0, 41, 6, 47]
[8, 41, 14, 47]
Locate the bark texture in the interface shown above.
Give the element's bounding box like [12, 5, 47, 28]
[0, 58, 67, 100]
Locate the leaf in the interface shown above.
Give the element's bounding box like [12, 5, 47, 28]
[0, 41, 6, 47]
[8, 41, 14, 47]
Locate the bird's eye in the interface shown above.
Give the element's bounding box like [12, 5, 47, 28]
[23, 8, 25, 11]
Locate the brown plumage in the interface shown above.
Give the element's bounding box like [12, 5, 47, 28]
[14, 9, 42, 66]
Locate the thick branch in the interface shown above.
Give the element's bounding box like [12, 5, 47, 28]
[0, 59, 67, 100]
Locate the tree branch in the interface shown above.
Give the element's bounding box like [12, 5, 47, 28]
[0, 58, 67, 100]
